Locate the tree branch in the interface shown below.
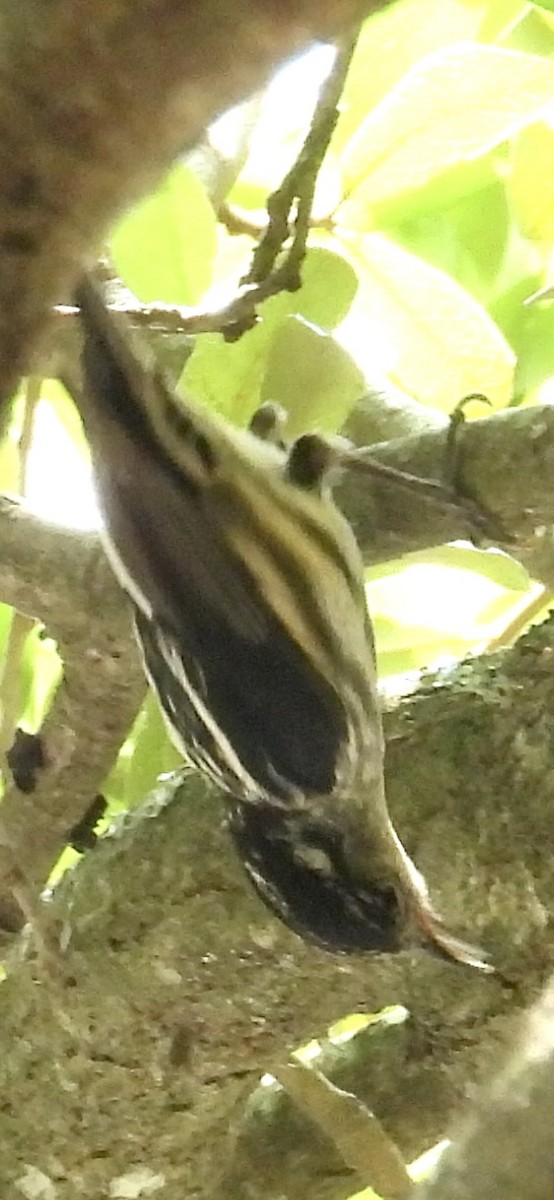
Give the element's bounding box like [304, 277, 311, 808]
[241, 32, 359, 293]
[0, 497, 145, 935]
[337, 402, 554, 587]
[2, 611, 554, 1195]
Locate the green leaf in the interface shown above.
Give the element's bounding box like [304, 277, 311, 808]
[261, 316, 364, 435]
[106, 693, 181, 812]
[17, 627, 62, 732]
[455, 548, 531, 594]
[478, 586, 545, 630]
[333, 0, 524, 154]
[375, 613, 470, 677]
[0, 605, 20, 669]
[504, 3, 554, 54]
[341, 233, 515, 409]
[488, 270, 554, 399]
[339, 1187, 383, 1200]
[0, 391, 25, 494]
[339, 45, 554, 219]
[368, 550, 535, 678]
[385, 177, 509, 297]
[293, 246, 359, 330]
[367, 156, 498, 229]
[368, 546, 530, 592]
[111, 163, 217, 304]
[511, 295, 554, 398]
[510, 120, 554, 241]
[328, 1005, 409, 1043]
[180, 302, 289, 427]
[180, 247, 358, 424]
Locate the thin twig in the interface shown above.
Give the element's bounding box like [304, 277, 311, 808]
[244, 29, 360, 289]
[217, 202, 265, 239]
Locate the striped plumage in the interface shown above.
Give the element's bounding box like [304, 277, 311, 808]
[74, 277, 490, 967]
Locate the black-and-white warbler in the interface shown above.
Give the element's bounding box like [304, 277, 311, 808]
[73, 276, 491, 969]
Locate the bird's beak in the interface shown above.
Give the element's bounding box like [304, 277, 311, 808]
[407, 893, 494, 972]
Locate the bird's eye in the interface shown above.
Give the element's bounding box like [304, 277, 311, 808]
[286, 433, 335, 489]
[291, 843, 334, 875]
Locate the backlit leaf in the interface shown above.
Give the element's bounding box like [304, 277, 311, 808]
[261, 315, 364, 434]
[111, 164, 217, 305]
[339, 45, 554, 218]
[341, 233, 515, 409]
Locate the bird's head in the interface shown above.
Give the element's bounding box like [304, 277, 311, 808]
[229, 803, 492, 970]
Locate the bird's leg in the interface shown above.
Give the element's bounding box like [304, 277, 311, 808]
[248, 401, 289, 448]
[248, 393, 508, 544]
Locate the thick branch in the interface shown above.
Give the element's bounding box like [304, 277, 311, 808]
[0, 497, 145, 934]
[2, 615, 554, 1196]
[337, 403, 554, 586]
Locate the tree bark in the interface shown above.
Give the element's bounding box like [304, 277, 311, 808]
[1, 613, 553, 1199]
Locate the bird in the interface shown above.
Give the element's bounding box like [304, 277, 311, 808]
[70, 275, 491, 970]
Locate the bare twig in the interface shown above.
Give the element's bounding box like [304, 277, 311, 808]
[218, 202, 266, 239]
[244, 30, 360, 291]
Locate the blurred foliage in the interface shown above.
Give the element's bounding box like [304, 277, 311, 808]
[1, 0, 554, 854]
